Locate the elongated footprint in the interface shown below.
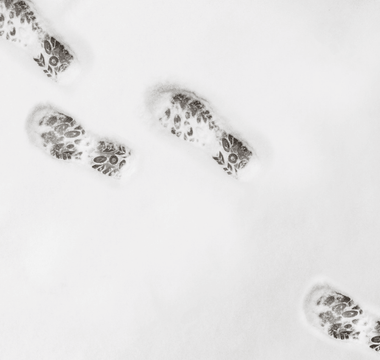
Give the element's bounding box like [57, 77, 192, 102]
[0, 0, 79, 82]
[304, 282, 380, 355]
[147, 86, 258, 180]
[27, 105, 133, 178]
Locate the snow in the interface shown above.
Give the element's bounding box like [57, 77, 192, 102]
[1, 0, 380, 359]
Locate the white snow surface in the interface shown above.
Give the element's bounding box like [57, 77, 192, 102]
[1, 0, 380, 359]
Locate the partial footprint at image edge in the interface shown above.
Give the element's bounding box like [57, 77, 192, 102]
[304, 281, 380, 355]
[0, 0, 80, 83]
[26, 105, 134, 179]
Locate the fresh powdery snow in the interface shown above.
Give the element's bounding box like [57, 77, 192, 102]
[1, 0, 380, 359]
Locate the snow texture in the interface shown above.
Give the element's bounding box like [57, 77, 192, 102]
[1, 0, 380, 359]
